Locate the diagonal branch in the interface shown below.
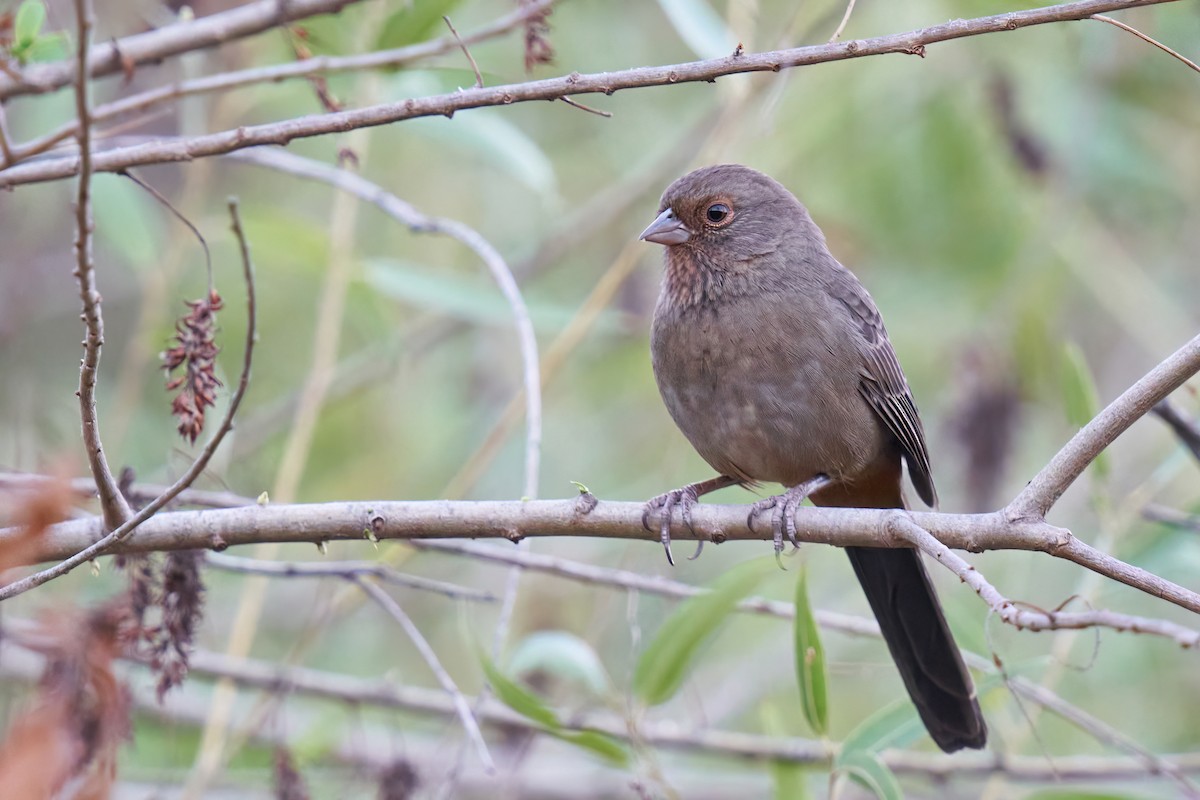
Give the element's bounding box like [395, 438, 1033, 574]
[352, 577, 494, 772]
[0, 0, 561, 169]
[0, 0, 1182, 189]
[1009, 332, 1200, 519]
[0, 199, 258, 601]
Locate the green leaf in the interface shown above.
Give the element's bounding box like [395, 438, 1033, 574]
[14, 1, 46, 46]
[478, 652, 560, 729]
[655, 0, 737, 59]
[552, 729, 630, 767]
[508, 631, 611, 697]
[760, 704, 813, 800]
[793, 565, 828, 736]
[1022, 792, 1150, 800]
[836, 750, 904, 800]
[836, 697, 925, 763]
[365, 258, 616, 335]
[376, 0, 467, 50]
[21, 31, 67, 62]
[1061, 342, 1109, 479]
[479, 651, 629, 766]
[633, 558, 773, 706]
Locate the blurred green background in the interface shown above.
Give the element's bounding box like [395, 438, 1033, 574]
[1, 0, 1199, 797]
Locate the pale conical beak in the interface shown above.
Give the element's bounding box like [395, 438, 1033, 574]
[639, 208, 692, 246]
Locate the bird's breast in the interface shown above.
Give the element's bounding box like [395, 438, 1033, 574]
[650, 292, 884, 485]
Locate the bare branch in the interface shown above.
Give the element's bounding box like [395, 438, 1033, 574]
[71, 0, 131, 532]
[1143, 503, 1200, 533]
[829, 0, 859, 42]
[223, 147, 543, 502]
[10, 496, 1200, 619]
[0, 0, 368, 101]
[0, 199, 258, 601]
[1092, 13, 1200, 73]
[1009, 332, 1200, 519]
[0, 0, 561, 169]
[891, 515, 1200, 647]
[1153, 398, 1200, 463]
[443, 16, 483, 89]
[0, 0, 1182, 189]
[204, 552, 497, 602]
[352, 577, 494, 772]
[6, 633, 1200, 784]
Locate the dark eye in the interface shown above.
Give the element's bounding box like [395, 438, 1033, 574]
[706, 203, 730, 224]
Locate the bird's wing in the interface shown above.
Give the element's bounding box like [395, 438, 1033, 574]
[828, 267, 938, 508]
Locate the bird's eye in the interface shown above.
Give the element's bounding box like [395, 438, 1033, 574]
[706, 203, 731, 224]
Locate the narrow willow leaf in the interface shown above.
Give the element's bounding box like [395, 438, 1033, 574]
[836, 698, 924, 764]
[478, 651, 560, 730]
[793, 565, 829, 736]
[1061, 342, 1109, 479]
[836, 751, 903, 800]
[633, 559, 772, 706]
[553, 729, 630, 767]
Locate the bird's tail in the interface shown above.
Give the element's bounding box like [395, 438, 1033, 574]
[844, 544, 987, 752]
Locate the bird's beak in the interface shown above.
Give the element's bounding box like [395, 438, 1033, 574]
[639, 208, 692, 246]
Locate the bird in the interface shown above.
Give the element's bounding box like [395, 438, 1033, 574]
[638, 164, 986, 753]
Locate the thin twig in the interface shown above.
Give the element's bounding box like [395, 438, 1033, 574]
[0, 0, 562, 169]
[828, 0, 858, 42]
[222, 147, 543, 506]
[558, 96, 612, 117]
[120, 169, 213, 291]
[1092, 13, 1200, 73]
[0, 0, 1183, 188]
[0, 0, 368, 102]
[443, 16, 483, 88]
[71, 0, 132, 532]
[0, 199, 258, 601]
[1143, 503, 1200, 533]
[890, 515, 1200, 646]
[0, 104, 14, 164]
[204, 552, 497, 602]
[352, 577, 494, 772]
[1153, 398, 1200, 463]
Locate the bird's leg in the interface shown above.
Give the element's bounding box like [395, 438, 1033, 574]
[643, 475, 740, 566]
[747, 475, 832, 567]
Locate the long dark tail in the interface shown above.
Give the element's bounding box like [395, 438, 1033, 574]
[845, 545, 987, 752]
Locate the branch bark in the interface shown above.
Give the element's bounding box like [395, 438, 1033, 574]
[0, 0, 1180, 189]
[0, 0, 367, 101]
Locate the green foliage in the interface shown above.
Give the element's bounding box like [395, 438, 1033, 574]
[507, 630, 611, 697]
[836, 750, 904, 800]
[375, 0, 467, 51]
[633, 558, 772, 706]
[479, 651, 629, 766]
[8, 0, 66, 63]
[1061, 341, 1110, 480]
[793, 565, 828, 737]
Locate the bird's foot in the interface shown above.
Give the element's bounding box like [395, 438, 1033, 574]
[643, 485, 703, 566]
[643, 475, 740, 566]
[747, 475, 832, 567]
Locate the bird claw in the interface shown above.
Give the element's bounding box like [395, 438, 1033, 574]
[643, 485, 702, 567]
[748, 475, 832, 562]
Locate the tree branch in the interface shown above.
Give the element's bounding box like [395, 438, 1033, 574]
[0, 200, 258, 601]
[0, 0, 1181, 189]
[1008, 332, 1200, 519]
[0, 0, 368, 101]
[0, 0, 561, 169]
[8, 497, 1200, 618]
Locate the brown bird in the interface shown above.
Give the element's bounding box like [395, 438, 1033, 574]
[639, 164, 986, 753]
